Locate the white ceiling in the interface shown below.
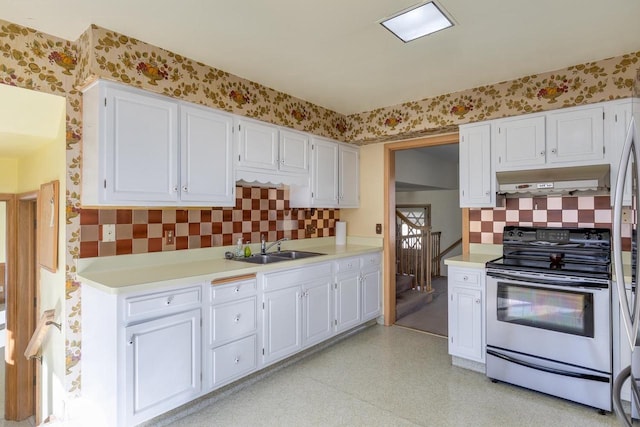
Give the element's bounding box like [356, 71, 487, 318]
[2, 0, 640, 115]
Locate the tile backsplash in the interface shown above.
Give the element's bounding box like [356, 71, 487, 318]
[470, 195, 633, 250]
[79, 186, 338, 258]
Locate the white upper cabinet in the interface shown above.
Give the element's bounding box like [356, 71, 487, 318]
[279, 129, 310, 174]
[493, 115, 546, 171]
[492, 104, 605, 172]
[546, 106, 604, 165]
[236, 118, 279, 171]
[234, 118, 310, 185]
[290, 137, 359, 208]
[82, 80, 235, 207]
[180, 104, 234, 204]
[339, 144, 360, 208]
[459, 123, 494, 207]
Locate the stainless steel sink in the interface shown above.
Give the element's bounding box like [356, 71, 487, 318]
[270, 250, 325, 260]
[233, 250, 324, 264]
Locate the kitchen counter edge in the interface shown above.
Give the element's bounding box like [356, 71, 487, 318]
[77, 244, 382, 295]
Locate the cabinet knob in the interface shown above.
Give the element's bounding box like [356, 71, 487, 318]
[182, 186, 188, 192]
[173, 186, 178, 192]
[234, 356, 241, 364]
[463, 276, 468, 281]
[166, 295, 174, 305]
[551, 148, 557, 154]
[540, 151, 545, 156]
[234, 286, 240, 293]
[485, 190, 490, 195]
[475, 299, 481, 304]
[234, 314, 241, 323]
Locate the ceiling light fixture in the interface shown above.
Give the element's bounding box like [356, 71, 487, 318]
[381, 1, 453, 43]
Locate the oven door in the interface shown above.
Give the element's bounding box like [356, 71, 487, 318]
[486, 274, 611, 373]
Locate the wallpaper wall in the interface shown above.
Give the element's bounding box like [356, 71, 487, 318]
[0, 17, 639, 398]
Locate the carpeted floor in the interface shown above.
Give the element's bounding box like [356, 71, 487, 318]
[395, 276, 448, 336]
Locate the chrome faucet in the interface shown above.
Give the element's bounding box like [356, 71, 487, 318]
[261, 236, 289, 254]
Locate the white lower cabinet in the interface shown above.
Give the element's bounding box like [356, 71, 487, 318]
[81, 250, 382, 426]
[447, 266, 486, 365]
[82, 283, 204, 427]
[206, 276, 258, 390]
[334, 257, 362, 332]
[262, 262, 333, 365]
[126, 309, 201, 425]
[361, 253, 382, 321]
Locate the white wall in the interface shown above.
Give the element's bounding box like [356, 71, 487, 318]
[396, 189, 462, 276]
[395, 149, 458, 190]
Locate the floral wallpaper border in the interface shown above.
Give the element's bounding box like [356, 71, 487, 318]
[0, 17, 639, 399]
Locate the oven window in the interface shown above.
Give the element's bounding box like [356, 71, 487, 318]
[496, 282, 594, 338]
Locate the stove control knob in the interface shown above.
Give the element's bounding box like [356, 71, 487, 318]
[584, 233, 591, 240]
[517, 231, 523, 237]
[507, 231, 514, 237]
[596, 233, 603, 240]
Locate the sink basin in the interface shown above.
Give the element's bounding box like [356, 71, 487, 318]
[235, 254, 286, 264]
[233, 250, 325, 264]
[270, 250, 325, 260]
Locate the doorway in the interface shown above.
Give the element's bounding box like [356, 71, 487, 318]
[383, 133, 462, 328]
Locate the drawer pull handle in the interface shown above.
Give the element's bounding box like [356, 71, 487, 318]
[234, 314, 241, 323]
[166, 296, 174, 305]
[234, 356, 241, 364]
[234, 286, 240, 293]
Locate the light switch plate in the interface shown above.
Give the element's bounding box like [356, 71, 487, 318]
[102, 224, 116, 242]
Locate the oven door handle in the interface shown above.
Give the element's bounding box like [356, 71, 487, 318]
[486, 349, 610, 383]
[486, 271, 608, 289]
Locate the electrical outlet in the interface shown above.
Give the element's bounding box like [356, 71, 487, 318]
[102, 224, 116, 242]
[375, 224, 382, 234]
[165, 230, 175, 245]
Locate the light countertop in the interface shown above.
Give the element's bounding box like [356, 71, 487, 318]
[444, 253, 500, 269]
[77, 237, 382, 295]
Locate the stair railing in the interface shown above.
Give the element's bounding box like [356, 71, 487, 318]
[395, 210, 432, 293]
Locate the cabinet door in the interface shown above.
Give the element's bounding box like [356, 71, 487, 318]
[547, 106, 604, 165]
[448, 286, 483, 362]
[303, 278, 333, 346]
[263, 286, 302, 364]
[125, 308, 201, 425]
[279, 129, 309, 174]
[335, 272, 361, 333]
[236, 119, 279, 171]
[180, 104, 235, 205]
[339, 144, 359, 207]
[311, 138, 339, 206]
[459, 123, 494, 207]
[106, 86, 179, 202]
[361, 268, 381, 321]
[493, 115, 546, 170]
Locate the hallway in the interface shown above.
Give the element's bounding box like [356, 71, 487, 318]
[156, 325, 617, 427]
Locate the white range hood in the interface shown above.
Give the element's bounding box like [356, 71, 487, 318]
[496, 164, 610, 197]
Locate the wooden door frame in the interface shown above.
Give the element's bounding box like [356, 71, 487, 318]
[4, 192, 38, 421]
[383, 132, 464, 326]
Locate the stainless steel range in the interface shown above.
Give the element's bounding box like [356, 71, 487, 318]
[486, 226, 612, 412]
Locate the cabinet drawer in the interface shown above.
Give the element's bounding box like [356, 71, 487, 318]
[210, 297, 257, 345]
[335, 257, 359, 274]
[125, 286, 201, 322]
[360, 252, 381, 269]
[210, 335, 257, 387]
[451, 270, 481, 287]
[210, 276, 257, 304]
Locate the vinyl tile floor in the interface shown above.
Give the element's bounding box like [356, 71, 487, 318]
[158, 325, 620, 427]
